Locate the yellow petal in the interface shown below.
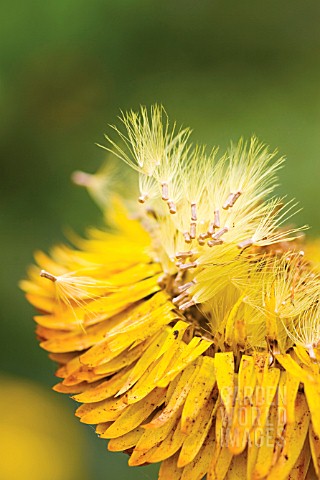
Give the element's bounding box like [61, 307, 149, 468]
[79, 293, 172, 367]
[116, 322, 188, 396]
[76, 395, 128, 424]
[105, 291, 171, 338]
[100, 387, 165, 438]
[125, 356, 166, 404]
[225, 293, 246, 347]
[251, 402, 278, 479]
[247, 438, 259, 480]
[144, 361, 201, 430]
[107, 427, 144, 452]
[276, 354, 310, 384]
[304, 379, 320, 438]
[254, 363, 280, 436]
[285, 371, 300, 424]
[229, 354, 256, 455]
[81, 275, 162, 328]
[26, 293, 55, 314]
[125, 327, 192, 404]
[34, 250, 66, 274]
[208, 444, 233, 480]
[207, 402, 233, 480]
[158, 452, 183, 480]
[267, 393, 310, 480]
[294, 346, 318, 373]
[107, 262, 161, 287]
[146, 419, 186, 463]
[214, 352, 235, 416]
[20, 277, 53, 298]
[62, 366, 107, 386]
[95, 422, 112, 435]
[55, 354, 83, 379]
[128, 444, 158, 466]
[49, 352, 77, 364]
[93, 340, 147, 375]
[180, 426, 216, 480]
[178, 398, 215, 467]
[225, 450, 247, 480]
[275, 371, 287, 443]
[72, 366, 132, 403]
[157, 338, 212, 388]
[152, 334, 188, 384]
[287, 436, 311, 480]
[53, 380, 93, 394]
[40, 314, 121, 353]
[106, 196, 153, 241]
[34, 312, 79, 330]
[99, 305, 176, 356]
[181, 355, 216, 434]
[129, 415, 178, 466]
[309, 424, 320, 476]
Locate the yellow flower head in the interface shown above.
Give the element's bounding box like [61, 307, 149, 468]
[21, 105, 320, 479]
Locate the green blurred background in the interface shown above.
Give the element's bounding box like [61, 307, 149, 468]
[1, 1, 320, 479]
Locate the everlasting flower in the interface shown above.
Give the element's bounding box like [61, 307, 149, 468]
[22, 105, 320, 479]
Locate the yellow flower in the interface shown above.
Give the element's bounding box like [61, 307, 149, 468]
[21, 105, 320, 479]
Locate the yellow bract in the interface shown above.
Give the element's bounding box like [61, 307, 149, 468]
[22, 106, 320, 479]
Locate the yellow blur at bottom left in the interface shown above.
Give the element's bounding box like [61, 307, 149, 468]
[0, 374, 88, 480]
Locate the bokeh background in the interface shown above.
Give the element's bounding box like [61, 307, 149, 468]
[1, 1, 320, 479]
